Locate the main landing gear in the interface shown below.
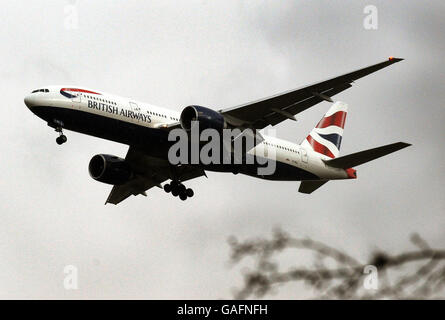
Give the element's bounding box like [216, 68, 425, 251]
[53, 120, 67, 145]
[163, 181, 194, 201]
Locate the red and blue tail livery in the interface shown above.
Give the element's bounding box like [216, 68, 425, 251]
[302, 101, 348, 159]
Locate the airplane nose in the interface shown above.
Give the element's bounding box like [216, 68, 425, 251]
[24, 94, 37, 108]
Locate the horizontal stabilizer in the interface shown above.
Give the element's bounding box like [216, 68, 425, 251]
[324, 142, 411, 169]
[299, 180, 328, 194]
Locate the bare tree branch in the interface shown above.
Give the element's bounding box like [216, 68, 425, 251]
[228, 229, 445, 299]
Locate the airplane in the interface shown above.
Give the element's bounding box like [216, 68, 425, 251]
[24, 57, 410, 204]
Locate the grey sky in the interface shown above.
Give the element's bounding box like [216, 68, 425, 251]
[0, 1, 444, 298]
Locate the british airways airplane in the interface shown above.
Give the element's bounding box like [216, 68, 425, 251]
[24, 58, 410, 204]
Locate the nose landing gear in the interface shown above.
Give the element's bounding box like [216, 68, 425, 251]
[56, 133, 67, 145]
[163, 181, 194, 201]
[52, 120, 67, 145]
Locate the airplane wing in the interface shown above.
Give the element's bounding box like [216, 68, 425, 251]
[220, 58, 403, 129]
[106, 175, 164, 205]
[105, 147, 206, 205]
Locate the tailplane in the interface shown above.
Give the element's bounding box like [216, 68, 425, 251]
[301, 101, 348, 158]
[298, 142, 410, 194]
[323, 142, 411, 169]
[298, 180, 328, 194]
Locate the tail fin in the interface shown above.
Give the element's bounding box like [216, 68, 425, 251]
[324, 142, 411, 169]
[301, 101, 348, 158]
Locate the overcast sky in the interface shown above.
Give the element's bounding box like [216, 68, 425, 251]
[0, 1, 444, 299]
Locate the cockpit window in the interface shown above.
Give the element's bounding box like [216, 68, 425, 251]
[31, 89, 49, 93]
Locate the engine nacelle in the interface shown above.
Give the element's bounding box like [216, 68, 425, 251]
[88, 154, 133, 185]
[180, 105, 226, 132]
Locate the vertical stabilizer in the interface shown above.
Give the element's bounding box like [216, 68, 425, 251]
[301, 101, 348, 158]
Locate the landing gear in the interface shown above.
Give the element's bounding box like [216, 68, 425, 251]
[163, 181, 194, 201]
[56, 134, 67, 145]
[53, 120, 67, 145]
[163, 183, 172, 193]
[186, 188, 194, 197]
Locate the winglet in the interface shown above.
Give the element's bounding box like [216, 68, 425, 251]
[388, 57, 404, 62]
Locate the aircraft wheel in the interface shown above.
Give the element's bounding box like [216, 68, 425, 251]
[56, 135, 67, 145]
[170, 180, 179, 188]
[171, 187, 179, 197]
[186, 188, 194, 197]
[163, 183, 171, 193]
[179, 193, 187, 201]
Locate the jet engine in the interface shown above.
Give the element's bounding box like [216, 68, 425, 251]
[180, 105, 227, 132]
[88, 154, 133, 185]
